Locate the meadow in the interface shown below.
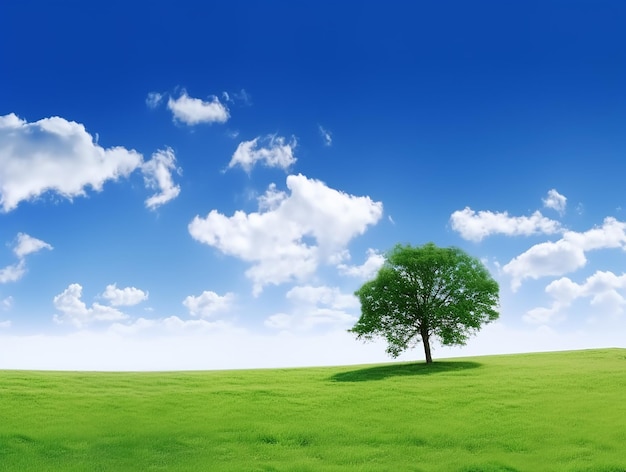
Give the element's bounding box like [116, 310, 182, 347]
[1, 348, 625, 471]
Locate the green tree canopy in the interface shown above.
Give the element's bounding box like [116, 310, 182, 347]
[350, 243, 499, 363]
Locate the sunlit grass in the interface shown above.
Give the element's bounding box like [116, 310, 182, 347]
[1, 349, 625, 471]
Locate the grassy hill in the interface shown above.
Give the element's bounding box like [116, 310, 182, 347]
[1, 349, 625, 471]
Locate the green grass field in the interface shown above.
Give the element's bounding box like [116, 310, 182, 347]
[1, 348, 625, 471]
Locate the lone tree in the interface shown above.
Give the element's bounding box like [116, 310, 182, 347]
[350, 243, 499, 364]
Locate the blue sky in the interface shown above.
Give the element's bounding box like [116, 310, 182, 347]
[1, 1, 625, 370]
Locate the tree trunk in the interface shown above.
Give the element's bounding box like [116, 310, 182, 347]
[421, 331, 433, 364]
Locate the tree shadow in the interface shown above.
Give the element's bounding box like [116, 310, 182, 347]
[330, 361, 482, 382]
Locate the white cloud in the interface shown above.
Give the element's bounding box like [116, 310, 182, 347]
[0, 260, 26, 284]
[450, 207, 562, 242]
[0, 233, 53, 284]
[590, 289, 625, 315]
[543, 189, 567, 214]
[167, 91, 229, 125]
[145, 92, 164, 109]
[265, 285, 359, 332]
[0, 113, 143, 212]
[286, 285, 359, 310]
[257, 183, 287, 211]
[525, 270, 626, 324]
[544, 277, 581, 304]
[265, 308, 355, 332]
[101, 284, 148, 307]
[189, 174, 383, 295]
[142, 147, 181, 209]
[227, 135, 297, 173]
[182, 291, 234, 318]
[504, 217, 626, 290]
[523, 305, 564, 325]
[0, 320, 10, 329]
[337, 248, 385, 279]
[504, 240, 586, 291]
[53, 283, 128, 328]
[0, 113, 181, 211]
[318, 125, 332, 146]
[564, 217, 626, 251]
[13, 233, 53, 258]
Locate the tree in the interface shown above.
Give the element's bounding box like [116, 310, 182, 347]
[350, 243, 499, 364]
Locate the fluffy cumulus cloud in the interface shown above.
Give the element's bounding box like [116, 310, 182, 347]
[101, 284, 148, 307]
[265, 285, 359, 331]
[504, 217, 626, 290]
[189, 174, 383, 295]
[167, 91, 229, 125]
[142, 147, 181, 209]
[543, 189, 567, 214]
[257, 183, 287, 211]
[0, 113, 180, 211]
[182, 290, 234, 318]
[504, 240, 586, 292]
[53, 283, 128, 328]
[0, 260, 26, 284]
[227, 135, 297, 173]
[13, 233, 53, 258]
[450, 207, 562, 242]
[564, 217, 626, 250]
[0, 113, 142, 212]
[525, 271, 626, 324]
[337, 248, 385, 279]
